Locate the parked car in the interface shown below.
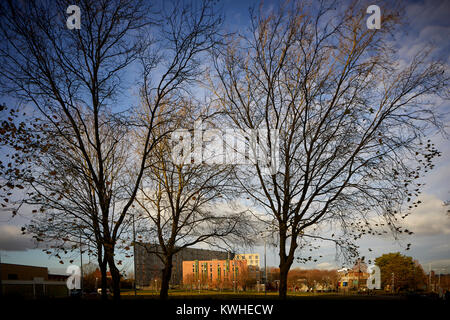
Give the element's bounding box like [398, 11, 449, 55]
[70, 289, 82, 297]
[97, 288, 111, 295]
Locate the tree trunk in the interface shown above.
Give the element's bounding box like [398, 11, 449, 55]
[96, 244, 108, 301]
[278, 227, 295, 299]
[279, 263, 290, 299]
[105, 245, 121, 301]
[160, 257, 173, 300]
[99, 259, 108, 301]
[109, 262, 121, 301]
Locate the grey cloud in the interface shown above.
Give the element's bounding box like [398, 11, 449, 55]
[0, 224, 36, 251]
[397, 1, 450, 62]
[405, 0, 450, 29]
[424, 258, 450, 273]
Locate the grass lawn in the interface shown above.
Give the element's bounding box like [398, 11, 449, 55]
[121, 289, 280, 297]
[120, 289, 374, 299]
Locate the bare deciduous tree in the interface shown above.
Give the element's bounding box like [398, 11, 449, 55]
[210, 1, 447, 298]
[0, 0, 229, 298]
[0, 0, 157, 299]
[24, 114, 131, 299]
[0, 0, 230, 300]
[135, 100, 254, 300]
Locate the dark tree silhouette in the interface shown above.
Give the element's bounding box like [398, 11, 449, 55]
[0, 0, 224, 300]
[210, 1, 447, 298]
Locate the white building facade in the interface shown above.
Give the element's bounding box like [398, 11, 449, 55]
[235, 253, 260, 268]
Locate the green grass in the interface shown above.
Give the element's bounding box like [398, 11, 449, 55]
[119, 288, 403, 301]
[120, 289, 364, 298]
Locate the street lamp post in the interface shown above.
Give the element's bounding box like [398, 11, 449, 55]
[438, 268, 441, 287]
[264, 237, 267, 296]
[357, 259, 361, 293]
[79, 229, 83, 297]
[259, 229, 269, 296]
[232, 259, 235, 293]
[429, 263, 432, 292]
[391, 272, 395, 293]
[133, 214, 137, 296]
[0, 252, 3, 298]
[437, 268, 445, 294]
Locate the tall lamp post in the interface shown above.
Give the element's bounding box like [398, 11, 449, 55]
[132, 214, 137, 296]
[232, 255, 235, 293]
[357, 259, 361, 293]
[437, 268, 445, 292]
[0, 251, 3, 298]
[429, 263, 432, 292]
[391, 272, 395, 293]
[260, 227, 271, 296]
[79, 229, 84, 297]
[264, 237, 267, 296]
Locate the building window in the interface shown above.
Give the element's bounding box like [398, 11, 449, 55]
[8, 274, 18, 280]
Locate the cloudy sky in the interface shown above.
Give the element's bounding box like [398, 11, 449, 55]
[1, 0, 449, 275]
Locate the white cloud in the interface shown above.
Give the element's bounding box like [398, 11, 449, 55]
[403, 194, 450, 236]
[316, 262, 336, 270]
[0, 224, 36, 251]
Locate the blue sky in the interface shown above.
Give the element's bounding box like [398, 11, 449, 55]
[0, 0, 449, 276]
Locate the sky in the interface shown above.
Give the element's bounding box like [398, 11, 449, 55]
[0, 0, 449, 276]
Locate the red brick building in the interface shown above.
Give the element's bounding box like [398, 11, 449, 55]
[182, 259, 248, 289]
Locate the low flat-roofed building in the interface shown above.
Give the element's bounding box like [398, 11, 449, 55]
[1, 263, 48, 281]
[0, 263, 69, 298]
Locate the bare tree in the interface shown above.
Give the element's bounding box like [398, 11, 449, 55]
[0, 0, 230, 300]
[210, 1, 448, 298]
[0, 0, 156, 299]
[135, 99, 254, 299]
[23, 113, 131, 299]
